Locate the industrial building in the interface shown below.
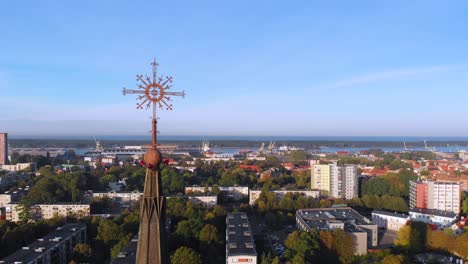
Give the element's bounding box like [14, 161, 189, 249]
[226, 212, 257, 264]
[296, 207, 377, 255]
[0, 223, 87, 264]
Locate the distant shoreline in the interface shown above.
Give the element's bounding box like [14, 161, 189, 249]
[8, 137, 468, 149]
[8, 135, 468, 141]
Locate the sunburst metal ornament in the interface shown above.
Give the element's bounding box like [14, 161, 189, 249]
[122, 59, 185, 148]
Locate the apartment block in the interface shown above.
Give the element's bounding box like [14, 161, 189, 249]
[226, 212, 257, 264]
[0, 223, 86, 264]
[311, 164, 331, 196]
[0, 133, 7, 166]
[5, 203, 90, 222]
[311, 163, 358, 199]
[187, 195, 217, 207]
[92, 190, 142, 202]
[410, 180, 461, 214]
[0, 162, 37, 172]
[185, 186, 249, 200]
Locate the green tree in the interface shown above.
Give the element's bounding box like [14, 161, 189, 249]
[199, 224, 218, 244]
[171, 247, 202, 264]
[72, 243, 93, 263]
[96, 219, 123, 245]
[462, 197, 468, 214]
[381, 254, 406, 264]
[290, 150, 311, 163]
[394, 225, 410, 247]
[284, 231, 320, 262]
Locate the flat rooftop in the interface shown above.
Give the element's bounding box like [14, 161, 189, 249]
[297, 207, 372, 231]
[0, 223, 86, 264]
[226, 212, 257, 257]
[410, 208, 457, 218]
[372, 210, 409, 219]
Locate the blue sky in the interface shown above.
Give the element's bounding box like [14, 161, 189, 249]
[1, 1, 468, 137]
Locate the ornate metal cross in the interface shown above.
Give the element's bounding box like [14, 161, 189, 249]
[122, 59, 185, 148]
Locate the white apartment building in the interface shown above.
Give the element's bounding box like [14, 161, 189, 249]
[5, 203, 90, 222]
[431, 181, 460, 214]
[410, 180, 461, 214]
[226, 212, 257, 264]
[371, 210, 409, 231]
[185, 186, 249, 200]
[0, 162, 37, 172]
[92, 190, 142, 202]
[187, 195, 217, 207]
[409, 208, 458, 229]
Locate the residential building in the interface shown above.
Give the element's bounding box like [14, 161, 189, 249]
[249, 189, 319, 205]
[93, 190, 142, 202]
[0, 173, 32, 190]
[226, 212, 257, 264]
[259, 168, 280, 181]
[311, 163, 358, 199]
[0, 162, 37, 172]
[0, 223, 86, 264]
[341, 165, 359, 199]
[187, 195, 217, 207]
[311, 164, 331, 196]
[0, 188, 29, 207]
[296, 207, 377, 255]
[185, 186, 249, 201]
[5, 203, 90, 222]
[371, 210, 409, 231]
[410, 180, 461, 214]
[0, 133, 7, 165]
[409, 208, 458, 229]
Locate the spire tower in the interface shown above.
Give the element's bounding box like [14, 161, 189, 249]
[122, 59, 185, 264]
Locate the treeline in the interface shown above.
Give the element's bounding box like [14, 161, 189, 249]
[167, 197, 227, 264]
[362, 170, 417, 198]
[336, 152, 435, 169]
[348, 195, 408, 213]
[255, 189, 408, 215]
[89, 210, 140, 262]
[395, 221, 468, 259]
[9, 151, 82, 167]
[283, 230, 355, 264]
[22, 167, 101, 204]
[101, 164, 188, 195]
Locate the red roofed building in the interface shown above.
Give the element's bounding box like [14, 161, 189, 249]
[281, 163, 295, 171]
[239, 164, 260, 172]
